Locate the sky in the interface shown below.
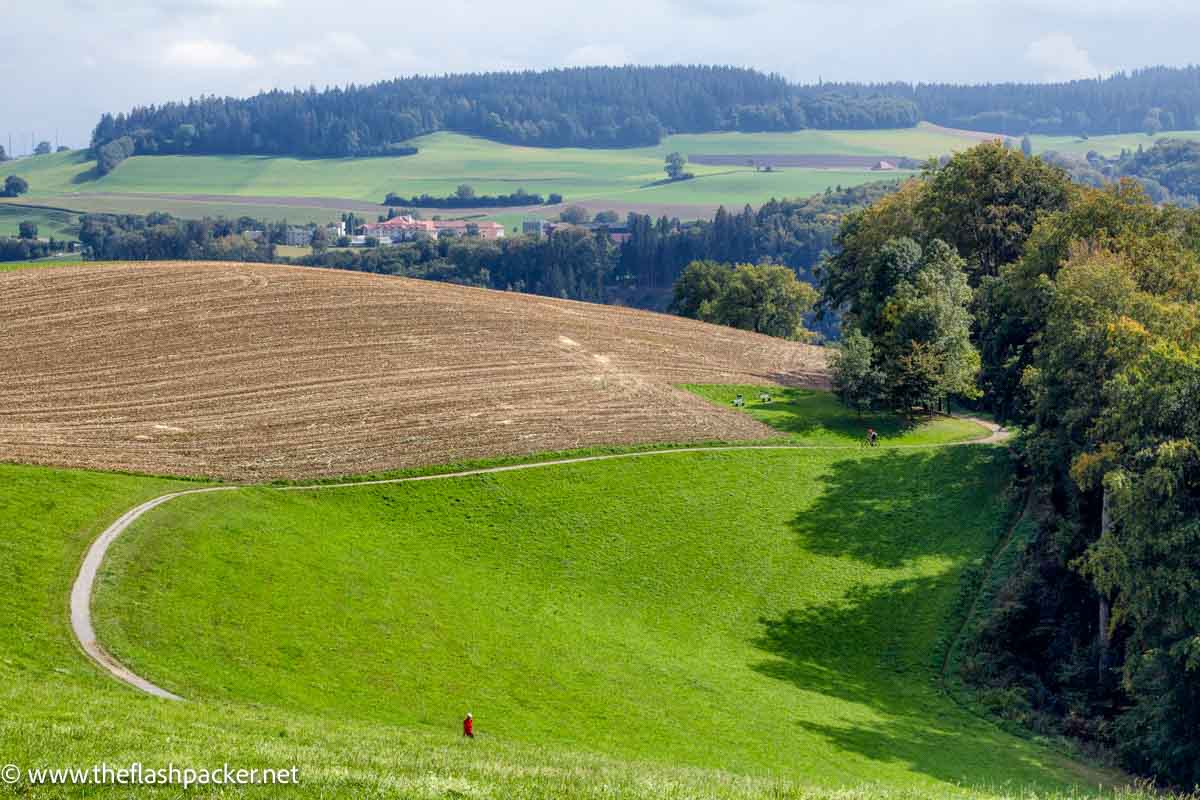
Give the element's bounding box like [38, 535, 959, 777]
[2, 0, 1199, 152]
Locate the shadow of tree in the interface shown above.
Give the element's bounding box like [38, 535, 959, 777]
[752, 576, 1062, 787]
[751, 388, 922, 440]
[70, 165, 102, 184]
[789, 447, 1008, 568]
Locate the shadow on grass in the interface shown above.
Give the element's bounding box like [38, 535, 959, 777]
[752, 577, 1050, 786]
[70, 165, 103, 185]
[756, 393, 922, 440]
[790, 446, 1007, 568]
[742, 448, 1055, 787]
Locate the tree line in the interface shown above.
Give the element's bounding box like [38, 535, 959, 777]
[383, 185, 550, 208]
[87, 65, 1200, 173]
[820, 142, 1200, 788]
[77, 212, 276, 262]
[86, 65, 917, 168]
[1042, 136, 1200, 206]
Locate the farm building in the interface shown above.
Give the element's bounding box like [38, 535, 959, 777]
[361, 216, 505, 242]
[871, 160, 898, 171]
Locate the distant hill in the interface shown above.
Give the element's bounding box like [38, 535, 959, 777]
[89, 66, 919, 164]
[88, 65, 1200, 172]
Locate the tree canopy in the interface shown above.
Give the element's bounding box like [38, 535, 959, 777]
[817, 141, 1200, 788]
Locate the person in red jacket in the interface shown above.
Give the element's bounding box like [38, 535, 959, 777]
[462, 712, 474, 738]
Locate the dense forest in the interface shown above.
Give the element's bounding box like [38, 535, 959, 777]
[821, 142, 1200, 787]
[88, 65, 1200, 171]
[1043, 137, 1200, 205]
[88, 66, 917, 164]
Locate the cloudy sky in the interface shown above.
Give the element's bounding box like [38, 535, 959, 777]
[2, 0, 1197, 151]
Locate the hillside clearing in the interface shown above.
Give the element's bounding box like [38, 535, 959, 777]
[0, 262, 826, 480]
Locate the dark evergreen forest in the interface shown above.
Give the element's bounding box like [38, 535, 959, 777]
[89, 65, 1200, 170]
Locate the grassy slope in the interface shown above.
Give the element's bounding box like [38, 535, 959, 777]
[90, 445, 1099, 793]
[1030, 130, 1200, 156]
[3, 467, 960, 800]
[0, 128, 977, 223]
[0, 256, 86, 272]
[0, 388, 1118, 797]
[0, 204, 79, 239]
[685, 385, 989, 446]
[10, 127, 1200, 227]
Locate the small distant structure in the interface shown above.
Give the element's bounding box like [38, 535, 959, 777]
[871, 160, 898, 171]
[360, 216, 505, 243]
[522, 218, 551, 238]
[758, 392, 772, 403]
[284, 226, 313, 246]
[536, 220, 633, 244]
[733, 394, 745, 408]
[282, 222, 344, 246]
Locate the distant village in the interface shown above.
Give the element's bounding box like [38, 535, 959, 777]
[269, 214, 632, 248]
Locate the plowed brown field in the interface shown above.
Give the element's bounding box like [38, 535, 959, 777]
[0, 262, 827, 480]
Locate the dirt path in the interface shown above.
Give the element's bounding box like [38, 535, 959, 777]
[70, 418, 1007, 701]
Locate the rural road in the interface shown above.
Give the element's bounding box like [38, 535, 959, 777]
[70, 419, 1008, 701]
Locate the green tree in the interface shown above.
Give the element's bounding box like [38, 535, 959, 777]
[829, 328, 883, 413]
[97, 136, 135, 175]
[559, 205, 591, 225]
[916, 140, 1072, 279]
[593, 210, 619, 224]
[1021, 135, 1033, 157]
[17, 221, 38, 239]
[712, 264, 817, 339]
[665, 151, 687, 181]
[671, 261, 816, 340]
[3, 175, 29, 197]
[455, 184, 476, 200]
[34, 141, 51, 156]
[878, 240, 981, 410]
[310, 227, 329, 251]
[669, 260, 729, 319]
[0, 144, 7, 161]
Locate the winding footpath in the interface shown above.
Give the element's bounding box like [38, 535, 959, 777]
[71, 420, 1009, 701]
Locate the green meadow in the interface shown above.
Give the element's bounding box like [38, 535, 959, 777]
[9, 126, 1200, 229]
[1029, 129, 1200, 156]
[0, 203, 79, 239]
[0, 384, 1137, 797]
[685, 385, 989, 446]
[90, 445, 1106, 796]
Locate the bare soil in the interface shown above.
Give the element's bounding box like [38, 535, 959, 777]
[0, 262, 827, 480]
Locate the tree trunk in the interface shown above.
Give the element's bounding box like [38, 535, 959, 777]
[1098, 485, 1112, 676]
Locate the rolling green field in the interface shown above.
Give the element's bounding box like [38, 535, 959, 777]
[8, 126, 1200, 230]
[1029, 129, 1200, 156]
[0, 203, 79, 239]
[0, 384, 1129, 797]
[686, 385, 989, 446]
[90, 446, 1105, 796]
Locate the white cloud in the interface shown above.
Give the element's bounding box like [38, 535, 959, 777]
[1025, 33, 1101, 81]
[162, 38, 258, 69]
[564, 44, 633, 67]
[272, 32, 369, 67]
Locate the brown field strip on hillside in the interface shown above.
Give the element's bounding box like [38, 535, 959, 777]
[0, 262, 826, 480]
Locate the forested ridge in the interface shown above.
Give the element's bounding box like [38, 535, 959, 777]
[88, 66, 917, 166]
[88, 65, 1200, 170]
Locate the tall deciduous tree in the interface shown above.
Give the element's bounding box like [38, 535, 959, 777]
[670, 260, 816, 340]
[2, 175, 28, 197]
[664, 152, 687, 180]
